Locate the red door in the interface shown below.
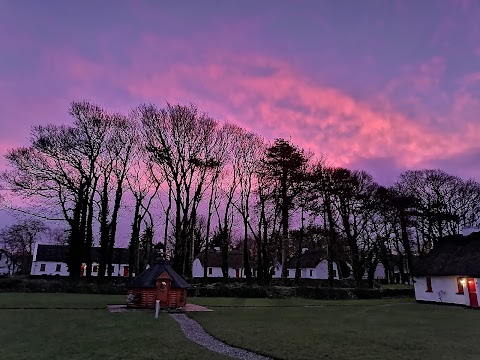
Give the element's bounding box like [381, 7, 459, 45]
[467, 278, 479, 307]
[123, 266, 129, 277]
[156, 280, 170, 308]
[235, 269, 240, 278]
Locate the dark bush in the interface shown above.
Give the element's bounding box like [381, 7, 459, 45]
[0, 277, 127, 295]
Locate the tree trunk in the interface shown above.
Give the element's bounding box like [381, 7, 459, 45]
[98, 180, 109, 278]
[243, 217, 252, 280]
[129, 198, 141, 278]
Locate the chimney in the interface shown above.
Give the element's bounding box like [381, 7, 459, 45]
[462, 227, 480, 236]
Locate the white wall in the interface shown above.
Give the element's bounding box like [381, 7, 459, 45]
[363, 263, 387, 280]
[0, 258, 10, 275]
[31, 261, 70, 276]
[314, 260, 339, 280]
[192, 258, 244, 278]
[414, 276, 472, 305]
[283, 260, 339, 279]
[30, 261, 129, 277]
[374, 263, 386, 279]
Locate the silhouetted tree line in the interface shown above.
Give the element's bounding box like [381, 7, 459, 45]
[2, 101, 480, 285]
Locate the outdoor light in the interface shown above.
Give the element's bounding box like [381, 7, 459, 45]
[460, 279, 466, 285]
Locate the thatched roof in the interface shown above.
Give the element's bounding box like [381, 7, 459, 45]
[411, 232, 480, 277]
[195, 249, 244, 268]
[35, 244, 129, 264]
[127, 258, 190, 289]
[286, 249, 327, 268]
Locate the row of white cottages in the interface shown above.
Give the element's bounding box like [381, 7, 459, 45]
[29, 243, 388, 281]
[192, 247, 387, 280]
[30, 244, 130, 277]
[30, 244, 352, 280]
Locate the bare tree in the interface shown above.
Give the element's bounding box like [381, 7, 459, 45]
[0, 219, 47, 275]
[140, 103, 219, 276]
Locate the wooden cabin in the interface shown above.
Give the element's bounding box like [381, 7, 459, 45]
[127, 258, 189, 309]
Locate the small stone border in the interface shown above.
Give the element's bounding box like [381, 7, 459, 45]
[170, 313, 273, 360]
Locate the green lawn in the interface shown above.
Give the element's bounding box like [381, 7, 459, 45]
[189, 300, 480, 360]
[0, 293, 229, 360]
[0, 293, 126, 309]
[2, 293, 478, 360]
[190, 296, 415, 307]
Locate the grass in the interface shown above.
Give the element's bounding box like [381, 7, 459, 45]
[0, 293, 126, 309]
[189, 296, 415, 307]
[0, 294, 229, 360]
[381, 284, 414, 290]
[3, 293, 478, 360]
[190, 301, 480, 360]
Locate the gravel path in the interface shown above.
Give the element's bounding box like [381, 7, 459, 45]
[170, 313, 272, 360]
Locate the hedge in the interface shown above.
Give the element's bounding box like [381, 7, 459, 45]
[0, 277, 127, 295]
[0, 277, 414, 299]
[187, 283, 413, 300]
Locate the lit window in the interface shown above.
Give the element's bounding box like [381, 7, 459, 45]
[55, 264, 61, 272]
[40, 264, 46, 272]
[426, 277, 433, 292]
[457, 278, 465, 294]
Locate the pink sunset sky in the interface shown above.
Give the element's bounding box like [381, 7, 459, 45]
[1, 0, 480, 186]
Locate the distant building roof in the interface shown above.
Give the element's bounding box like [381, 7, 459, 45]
[127, 258, 189, 289]
[195, 249, 245, 269]
[286, 249, 327, 269]
[35, 244, 129, 264]
[411, 232, 480, 277]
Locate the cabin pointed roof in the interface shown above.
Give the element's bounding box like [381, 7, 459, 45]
[411, 232, 480, 277]
[127, 257, 190, 289]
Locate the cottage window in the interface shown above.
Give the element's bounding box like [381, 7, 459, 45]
[457, 278, 465, 294]
[92, 265, 98, 273]
[208, 267, 213, 275]
[55, 264, 61, 272]
[309, 270, 313, 277]
[426, 277, 433, 292]
[332, 269, 337, 278]
[40, 264, 46, 272]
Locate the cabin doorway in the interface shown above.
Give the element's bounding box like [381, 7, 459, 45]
[156, 272, 171, 308]
[235, 269, 240, 278]
[467, 278, 479, 307]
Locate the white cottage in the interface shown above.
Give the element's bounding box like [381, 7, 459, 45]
[31, 244, 130, 277]
[192, 248, 248, 278]
[412, 231, 480, 308]
[283, 249, 340, 280]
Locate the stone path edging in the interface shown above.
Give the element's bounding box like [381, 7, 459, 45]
[170, 313, 273, 360]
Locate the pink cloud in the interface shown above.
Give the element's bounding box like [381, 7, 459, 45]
[2, 40, 479, 181]
[105, 51, 478, 170]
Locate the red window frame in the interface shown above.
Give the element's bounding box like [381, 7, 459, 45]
[426, 277, 433, 292]
[456, 278, 465, 294]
